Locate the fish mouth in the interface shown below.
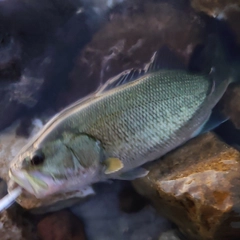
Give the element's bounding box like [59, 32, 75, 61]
[9, 169, 51, 199]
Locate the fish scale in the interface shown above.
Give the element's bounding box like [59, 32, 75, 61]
[33, 70, 212, 170]
[49, 70, 211, 172]
[9, 60, 233, 199]
[6, 28, 237, 202]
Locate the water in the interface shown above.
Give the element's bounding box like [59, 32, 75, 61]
[0, 0, 239, 240]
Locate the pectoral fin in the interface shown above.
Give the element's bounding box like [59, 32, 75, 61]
[104, 158, 124, 174]
[116, 167, 149, 180]
[77, 186, 95, 197]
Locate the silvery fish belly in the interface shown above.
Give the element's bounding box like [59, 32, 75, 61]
[9, 65, 230, 199]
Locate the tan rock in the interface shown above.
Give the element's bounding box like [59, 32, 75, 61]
[0, 167, 38, 240]
[0, 210, 24, 240]
[0, 206, 38, 240]
[133, 133, 240, 240]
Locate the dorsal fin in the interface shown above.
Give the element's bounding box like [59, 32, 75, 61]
[96, 45, 185, 95]
[96, 68, 146, 95]
[145, 45, 186, 72]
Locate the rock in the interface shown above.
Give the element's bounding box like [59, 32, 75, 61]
[221, 83, 240, 129]
[80, 0, 127, 32]
[118, 183, 148, 213]
[56, 0, 206, 108]
[225, 9, 240, 44]
[0, 0, 91, 131]
[133, 132, 240, 240]
[0, 178, 7, 198]
[0, 204, 38, 240]
[190, 0, 240, 43]
[71, 181, 172, 240]
[159, 229, 181, 240]
[0, 121, 28, 182]
[0, 210, 28, 240]
[37, 210, 86, 240]
[0, 31, 23, 131]
[190, 0, 240, 18]
[0, 32, 21, 80]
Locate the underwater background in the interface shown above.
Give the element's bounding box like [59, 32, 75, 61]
[0, 0, 240, 239]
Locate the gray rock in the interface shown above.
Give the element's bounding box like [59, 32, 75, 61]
[71, 181, 172, 240]
[159, 230, 181, 240]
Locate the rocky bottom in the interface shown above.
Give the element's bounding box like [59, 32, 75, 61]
[0, 179, 180, 240]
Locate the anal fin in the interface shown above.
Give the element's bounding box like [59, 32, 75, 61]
[116, 167, 149, 180]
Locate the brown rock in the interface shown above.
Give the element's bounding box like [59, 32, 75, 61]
[190, 0, 240, 43]
[190, 0, 240, 18]
[56, 1, 206, 108]
[220, 83, 240, 129]
[0, 205, 38, 240]
[37, 210, 86, 240]
[225, 9, 240, 44]
[0, 211, 24, 240]
[118, 184, 148, 213]
[132, 133, 240, 240]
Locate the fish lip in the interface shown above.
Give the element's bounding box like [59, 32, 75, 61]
[9, 168, 49, 198]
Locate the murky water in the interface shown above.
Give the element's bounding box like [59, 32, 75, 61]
[0, 0, 240, 240]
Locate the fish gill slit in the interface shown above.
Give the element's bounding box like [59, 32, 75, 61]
[77, 132, 99, 141]
[62, 143, 84, 175]
[76, 132, 106, 152]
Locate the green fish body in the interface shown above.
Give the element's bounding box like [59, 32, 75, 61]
[42, 71, 219, 171]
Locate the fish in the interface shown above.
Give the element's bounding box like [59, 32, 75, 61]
[8, 41, 235, 200]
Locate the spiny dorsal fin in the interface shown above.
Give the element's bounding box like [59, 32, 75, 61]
[96, 46, 186, 95]
[145, 45, 186, 72]
[96, 68, 146, 96]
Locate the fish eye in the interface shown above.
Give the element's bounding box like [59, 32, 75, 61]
[30, 152, 45, 166]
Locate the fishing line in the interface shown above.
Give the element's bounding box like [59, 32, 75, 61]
[0, 187, 22, 212]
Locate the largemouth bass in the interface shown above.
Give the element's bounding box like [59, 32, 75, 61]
[9, 45, 233, 199]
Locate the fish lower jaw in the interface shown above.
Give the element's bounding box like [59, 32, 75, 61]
[9, 169, 63, 199]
